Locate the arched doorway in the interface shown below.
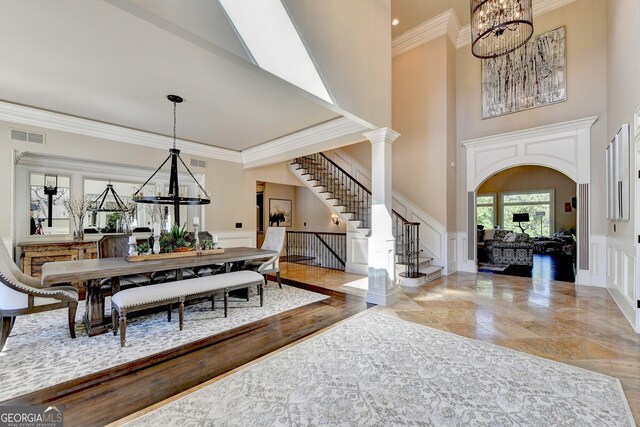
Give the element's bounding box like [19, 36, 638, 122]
[461, 117, 597, 285]
[475, 165, 577, 282]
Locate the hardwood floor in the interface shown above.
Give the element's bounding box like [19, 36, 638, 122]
[480, 253, 576, 282]
[3, 279, 368, 426]
[8, 261, 640, 425]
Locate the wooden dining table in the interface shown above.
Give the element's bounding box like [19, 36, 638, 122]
[41, 247, 278, 336]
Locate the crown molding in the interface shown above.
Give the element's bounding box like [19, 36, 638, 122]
[0, 100, 243, 163]
[392, 9, 460, 58]
[456, 0, 577, 48]
[461, 116, 597, 148]
[393, 0, 578, 52]
[241, 116, 368, 167]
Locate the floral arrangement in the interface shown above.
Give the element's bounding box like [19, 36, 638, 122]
[120, 202, 137, 232]
[62, 196, 92, 240]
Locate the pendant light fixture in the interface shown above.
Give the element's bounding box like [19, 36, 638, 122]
[90, 182, 128, 212]
[470, 0, 533, 59]
[133, 95, 210, 226]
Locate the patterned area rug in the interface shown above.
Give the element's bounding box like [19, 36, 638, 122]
[126, 312, 634, 426]
[0, 284, 327, 401]
[478, 263, 510, 272]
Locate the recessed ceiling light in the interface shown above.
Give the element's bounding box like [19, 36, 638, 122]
[391, 18, 399, 26]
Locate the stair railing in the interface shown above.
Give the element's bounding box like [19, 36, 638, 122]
[285, 231, 346, 271]
[295, 153, 371, 228]
[292, 153, 425, 279]
[392, 211, 423, 278]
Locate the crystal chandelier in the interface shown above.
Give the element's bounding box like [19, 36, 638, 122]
[470, 0, 533, 59]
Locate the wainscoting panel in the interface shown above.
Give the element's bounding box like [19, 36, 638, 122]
[447, 233, 457, 274]
[217, 231, 255, 249]
[606, 235, 637, 331]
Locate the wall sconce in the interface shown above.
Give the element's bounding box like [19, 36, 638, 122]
[43, 173, 58, 227]
[331, 214, 341, 225]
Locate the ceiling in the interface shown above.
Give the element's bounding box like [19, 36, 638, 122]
[391, 0, 470, 38]
[1, 0, 472, 154]
[0, 0, 338, 152]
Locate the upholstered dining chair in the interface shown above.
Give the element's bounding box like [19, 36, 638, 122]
[0, 243, 78, 350]
[246, 227, 286, 289]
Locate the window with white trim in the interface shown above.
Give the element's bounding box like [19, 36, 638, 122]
[476, 193, 496, 230]
[501, 190, 554, 237]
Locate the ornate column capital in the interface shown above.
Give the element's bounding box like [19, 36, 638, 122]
[363, 127, 400, 145]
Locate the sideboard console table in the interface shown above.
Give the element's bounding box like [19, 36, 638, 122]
[17, 241, 98, 294]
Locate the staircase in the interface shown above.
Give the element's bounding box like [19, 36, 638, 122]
[289, 153, 443, 286]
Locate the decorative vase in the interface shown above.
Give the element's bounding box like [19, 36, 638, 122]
[73, 222, 84, 241]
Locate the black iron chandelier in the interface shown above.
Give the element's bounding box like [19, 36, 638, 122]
[470, 0, 533, 59]
[90, 183, 128, 212]
[133, 95, 210, 226]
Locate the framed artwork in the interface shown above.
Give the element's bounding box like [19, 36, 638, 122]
[482, 27, 566, 119]
[269, 198, 292, 227]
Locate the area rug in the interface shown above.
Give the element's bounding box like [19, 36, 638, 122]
[0, 283, 327, 401]
[125, 311, 635, 426]
[478, 263, 510, 272]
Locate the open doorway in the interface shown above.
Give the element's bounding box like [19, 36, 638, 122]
[475, 166, 576, 282]
[256, 181, 265, 248]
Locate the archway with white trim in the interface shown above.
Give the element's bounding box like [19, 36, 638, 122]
[461, 117, 598, 286]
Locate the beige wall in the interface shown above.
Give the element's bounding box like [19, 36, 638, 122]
[392, 36, 455, 228]
[606, 0, 640, 241]
[293, 187, 346, 233]
[263, 183, 296, 230]
[0, 120, 256, 245]
[446, 40, 457, 231]
[456, 0, 608, 234]
[339, 141, 371, 171]
[478, 166, 577, 233]
[283, 0, 392, 128]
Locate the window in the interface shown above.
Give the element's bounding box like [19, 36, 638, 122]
[476, 194, 496, 230]
[29, 173, 70, 235]
[501, 190, 554, 237]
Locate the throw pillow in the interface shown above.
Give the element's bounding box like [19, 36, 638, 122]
[484, 229, 496, 241]
[503, 232, 517, 242]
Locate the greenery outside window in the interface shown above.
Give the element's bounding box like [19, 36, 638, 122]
[476, 194, 496, 230]
[501, 190, 554, 237]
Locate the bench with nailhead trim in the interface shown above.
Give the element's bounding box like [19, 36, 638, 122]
[111, 270, 265, 347]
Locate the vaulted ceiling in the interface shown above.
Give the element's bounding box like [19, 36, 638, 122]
[1, 0, 471, 156]
[0, 0, 338, 152]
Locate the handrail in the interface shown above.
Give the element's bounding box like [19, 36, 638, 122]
[293, 153, 425, 279]
[319, 153, 371, 195]
[285, 230, 346, 271]
[315, 234, 346, 266]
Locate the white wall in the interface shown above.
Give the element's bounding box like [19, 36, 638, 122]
[456, 0, 608, 236]
[1, 120, 256, 248]
[605, 0, 640, 331]
[282, 0, 392, 128]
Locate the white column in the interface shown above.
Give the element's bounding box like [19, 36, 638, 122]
[364, 128, 400, 306]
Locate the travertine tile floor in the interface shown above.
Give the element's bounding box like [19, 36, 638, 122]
[279, 262, 640, 424]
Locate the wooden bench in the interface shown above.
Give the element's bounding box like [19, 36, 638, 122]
[111, 270, 265, 347]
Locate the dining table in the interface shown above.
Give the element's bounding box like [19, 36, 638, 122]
[41, 247, 278, 336]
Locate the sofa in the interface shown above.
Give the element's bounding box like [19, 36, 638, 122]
[482, 229, 534, 267]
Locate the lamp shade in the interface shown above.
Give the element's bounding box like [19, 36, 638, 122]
[512, 213, 530, 222]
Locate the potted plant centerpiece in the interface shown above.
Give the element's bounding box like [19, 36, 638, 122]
[159, 223, 192, 253]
